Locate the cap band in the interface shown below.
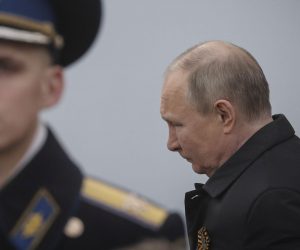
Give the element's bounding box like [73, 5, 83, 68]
[0, 26, 50, 45]
[0, 12, 63, 48]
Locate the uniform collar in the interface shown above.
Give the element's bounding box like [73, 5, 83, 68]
[1, 122, 47, 189]
[200, 114, 294, 198]
[0, 128, 83, 250]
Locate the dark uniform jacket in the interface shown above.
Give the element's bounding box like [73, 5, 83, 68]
[185, 114, 300, 250]
[0, 129, 185, 250]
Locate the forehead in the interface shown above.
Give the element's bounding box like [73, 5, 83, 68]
[162, 69, 189, 95]
[0, 40, 50, 61]
[161, 70, 190, 115]
[0, 39, 37, 49]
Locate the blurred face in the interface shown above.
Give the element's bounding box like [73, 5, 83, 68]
[160, 70, 226, 177]
[0, 41, 61, 155]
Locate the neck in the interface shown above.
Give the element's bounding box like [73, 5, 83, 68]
[238, 116, 273, 148]
[0, 122, 38, 187]
[216, 115, 273, 174]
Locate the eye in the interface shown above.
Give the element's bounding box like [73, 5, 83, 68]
[174, 123, 183, 127]
[168, 121, 183, 128]
[0, 58, 23, 75]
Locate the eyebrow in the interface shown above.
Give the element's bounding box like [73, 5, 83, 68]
[0, 55, 25, 69]
[161, 115, 176, 125]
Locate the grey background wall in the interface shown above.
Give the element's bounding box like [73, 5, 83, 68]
[42, 0, 300, 218]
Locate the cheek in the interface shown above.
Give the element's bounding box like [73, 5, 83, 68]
[0, 92, 40, 148]
[177, 129, 198, 150]
[0, 81, 42, 127]
[178, 127, 212, 158]
[8, 89, 40, 112]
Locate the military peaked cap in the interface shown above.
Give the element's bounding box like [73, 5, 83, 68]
[0, 0, 102, 66]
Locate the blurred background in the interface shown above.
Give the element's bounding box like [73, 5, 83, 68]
[41, 0, 300, 218]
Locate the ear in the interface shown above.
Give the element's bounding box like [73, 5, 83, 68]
[214, 99, 236, 134]
[40, 65, 64, 109]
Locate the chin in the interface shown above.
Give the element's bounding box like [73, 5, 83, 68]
[191, 163, 213, 177]
[191, 163, 204, 174]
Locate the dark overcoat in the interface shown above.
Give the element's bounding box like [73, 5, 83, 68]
[185, 114, 300, 250]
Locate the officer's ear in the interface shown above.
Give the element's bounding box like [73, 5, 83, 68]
[214, 99, 235, 134]
[40, 65, 64, 109]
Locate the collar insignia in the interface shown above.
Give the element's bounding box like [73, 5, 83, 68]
[197, 226, 210, 250]
[10, 188, 60, 250]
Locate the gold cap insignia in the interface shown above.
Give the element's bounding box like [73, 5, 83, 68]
[197, 226, 210, 250]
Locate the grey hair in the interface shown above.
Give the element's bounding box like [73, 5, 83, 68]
[165, 41, 271, 121]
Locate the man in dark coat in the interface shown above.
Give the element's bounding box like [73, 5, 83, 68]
[0, 0, 186, 249]
[160, 40, 300, 249]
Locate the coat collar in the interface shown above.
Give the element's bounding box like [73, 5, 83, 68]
[0, 128, 83, 250]
[191, 114, 295, 198]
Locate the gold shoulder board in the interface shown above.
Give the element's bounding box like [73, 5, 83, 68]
[81, 177, 168, 228]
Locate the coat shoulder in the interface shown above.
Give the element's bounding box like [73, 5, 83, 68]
[60, 177, 186, 249]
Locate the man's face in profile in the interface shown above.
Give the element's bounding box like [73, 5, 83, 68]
[160, 70, 224, 177]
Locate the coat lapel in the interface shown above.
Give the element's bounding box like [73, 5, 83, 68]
[185, 184, 210, 250]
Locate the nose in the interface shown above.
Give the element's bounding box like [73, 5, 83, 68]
[167, 126, 180, 152]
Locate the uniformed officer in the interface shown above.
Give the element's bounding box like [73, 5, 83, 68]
[0, 0, 186, 249]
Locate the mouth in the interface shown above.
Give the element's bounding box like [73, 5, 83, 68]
[185, 158, 192, 163]
[179, 153, 192, 163]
